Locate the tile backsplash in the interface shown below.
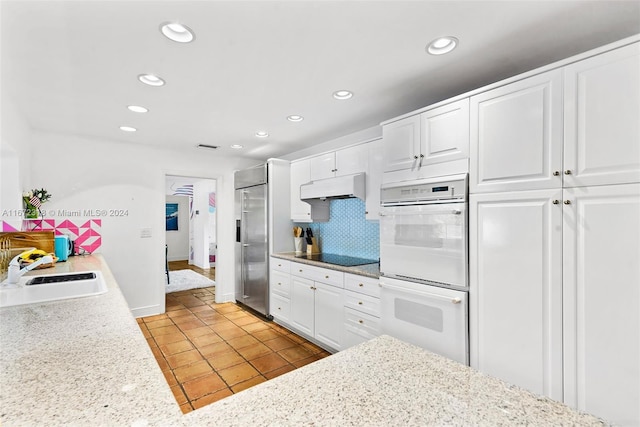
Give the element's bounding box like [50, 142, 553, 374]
[296, 198, 379, 260]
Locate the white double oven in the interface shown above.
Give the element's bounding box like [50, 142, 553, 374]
[379, 173, 469, 364]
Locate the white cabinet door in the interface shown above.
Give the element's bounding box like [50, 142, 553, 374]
[564, 42, 640, 188]
[366, 138, 383, 220]
[470, 189, 563, 400]
[335, 143, 368, 177]
[562, 183, 640, 426]
[309, 152, 336, 180]
[270, 292, 290, 324]
[382, 114, 421, 173]
[290, 275, 315, 337]
[290, 159, 312, 222]
[420, 98, 469, 166]
[314, 281, 344, 350]
[470, 69, 563, 193]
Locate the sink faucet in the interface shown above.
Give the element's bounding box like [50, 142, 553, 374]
[6, 252, 53, 285]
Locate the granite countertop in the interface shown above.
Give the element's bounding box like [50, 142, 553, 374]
[271, 252, 380, 279]
[1, 256, 608, 426]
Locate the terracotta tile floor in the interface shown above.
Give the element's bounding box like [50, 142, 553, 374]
[138, 286, 331, 414]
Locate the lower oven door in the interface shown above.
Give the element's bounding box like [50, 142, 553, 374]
[379, 201, 467, 287]
[380, 277, 468, 365]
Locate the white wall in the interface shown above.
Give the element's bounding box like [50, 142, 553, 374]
[28, 130, 256, 317]
[0, 97, 33, 227]
[165, 195, 189, 261]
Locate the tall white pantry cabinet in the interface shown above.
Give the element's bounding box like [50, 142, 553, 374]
[470, 41, 640, 426]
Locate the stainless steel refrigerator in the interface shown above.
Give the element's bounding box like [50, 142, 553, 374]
[234, 164, 270, 317]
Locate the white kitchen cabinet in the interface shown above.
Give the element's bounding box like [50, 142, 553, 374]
[343, 308, 380, 349]
[365, 138, 383, 220]
[309, 152, 337, 180]
[563, 42, 640, 188]
[471, 42, 640, 194]
[419, 98, 469, 166]
[342, 273, 381, 350]
[290, 275, 315, 337]
[470, 69, 564, 193]
[470, 189, 564, 400]
[382, 114, 421, 173]
[313, 281, 344, 350]
[290, 159, 329, 222]
[382, 99, 469, 175]
[287, 262, 345, 351]
[471, 183, 640, 422]
[270, 293, 291, 324]
[562, 183, 640, 426]
[309, 144, 368, 181]
[269, 258, 291, 325]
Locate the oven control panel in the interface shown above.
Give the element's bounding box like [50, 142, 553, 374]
[380, 173, 468, 204]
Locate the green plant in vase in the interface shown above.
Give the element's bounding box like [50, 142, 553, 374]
[23, 188, 52, 219]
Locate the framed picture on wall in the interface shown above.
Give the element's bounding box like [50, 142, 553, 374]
[166, 203, 179, 231]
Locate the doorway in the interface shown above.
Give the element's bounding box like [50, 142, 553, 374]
[165, 175, 217, 282]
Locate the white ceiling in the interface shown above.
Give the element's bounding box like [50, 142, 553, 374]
[2, 1, 639, 160]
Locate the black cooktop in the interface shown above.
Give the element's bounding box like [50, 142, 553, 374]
[294, 253, 378, 267]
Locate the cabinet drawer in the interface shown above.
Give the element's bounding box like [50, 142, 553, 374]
[344, 307, 380, 338]
[270, 293, 290, 324]
[344, 273, 380, 298]
[271, 258, 290, 273]
[270, 270, 291, 297]
[291, 263, 344, 288]
[344, 290, 380, 318]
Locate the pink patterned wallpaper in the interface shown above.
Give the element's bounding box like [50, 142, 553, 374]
[1, 219, 102, 254]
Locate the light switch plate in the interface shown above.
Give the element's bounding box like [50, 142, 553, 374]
[140, 228, 152, 238]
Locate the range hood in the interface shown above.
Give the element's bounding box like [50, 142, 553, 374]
[300, 173, 366, 202]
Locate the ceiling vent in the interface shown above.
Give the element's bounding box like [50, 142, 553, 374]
[196, 144, 219, 150]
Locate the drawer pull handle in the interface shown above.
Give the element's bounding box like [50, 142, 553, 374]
[358, 283, 364, 287]
[358, 301, 363, 305]
[299, 269, 303, 272]
[325, 275, 329, 279]
[358, 320, 364, 324]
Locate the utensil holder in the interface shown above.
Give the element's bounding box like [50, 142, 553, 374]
[294, 237, 303, 254]
[306, 237, 320, 255]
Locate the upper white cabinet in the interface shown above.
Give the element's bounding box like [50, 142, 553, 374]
[382, 114, 421, 172]
[471, 42, 640, 194]
[290, 159, 329, 222]
[383, 99, 469, 174]
[562, 183, 640, 426]
[470, 69, 564, 193]
[563, 42, 640, 188]
[309, 144, 368, 181]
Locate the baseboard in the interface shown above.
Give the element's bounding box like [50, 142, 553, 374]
[131, 303, 163, 318]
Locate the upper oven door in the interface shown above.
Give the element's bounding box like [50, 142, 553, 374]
[379, 201, 468, 288]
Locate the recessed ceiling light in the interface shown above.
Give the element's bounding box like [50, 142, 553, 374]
[160, 22, 195, 43]
[138, 74, 165, 86]
[255, 131, 269, 138]
[427, 36, 458, 55]
[127, 105, 148, 113]
[120, 126, 137, 132]
[230, 144, 244, 149]
[333, 90, 353, 100]
[287, 115, 304, 122]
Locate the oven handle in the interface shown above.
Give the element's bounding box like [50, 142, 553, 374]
[379, 281, 463, 304]
[380, 199, 465, 207]
[379, 207, 464, 216]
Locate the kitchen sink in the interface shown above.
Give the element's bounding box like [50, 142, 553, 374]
[0, 271, 108, 308]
